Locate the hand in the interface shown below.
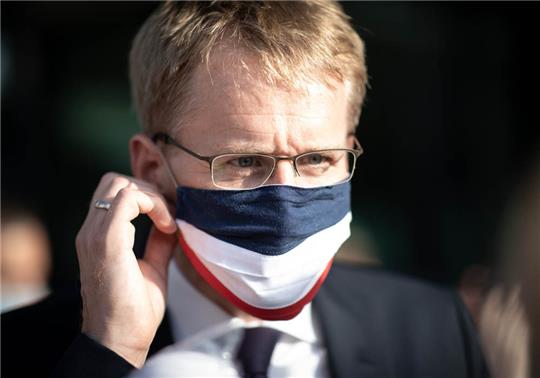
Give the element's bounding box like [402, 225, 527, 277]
[76, 172, 177, 367]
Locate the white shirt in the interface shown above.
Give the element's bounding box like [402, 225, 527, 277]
[129, 262, 329, 378]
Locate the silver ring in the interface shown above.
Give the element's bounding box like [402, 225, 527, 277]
[94, 199, 112, 211]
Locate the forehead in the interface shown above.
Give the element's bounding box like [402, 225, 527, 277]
[175, 49, 349, 153]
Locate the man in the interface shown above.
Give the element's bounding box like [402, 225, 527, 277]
[1, 2, 488, 377]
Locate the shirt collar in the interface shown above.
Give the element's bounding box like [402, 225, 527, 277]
[167, 260, 319, 344]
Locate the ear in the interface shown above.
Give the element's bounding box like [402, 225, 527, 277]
[129, 133, 174, 198]
[346, 132, 356, 149]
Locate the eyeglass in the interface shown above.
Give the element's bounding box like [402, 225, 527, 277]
[153, 132, 363, 190]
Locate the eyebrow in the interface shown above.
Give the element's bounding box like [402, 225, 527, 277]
[209, 141, 266, 155]
[209, 142, 347, 156]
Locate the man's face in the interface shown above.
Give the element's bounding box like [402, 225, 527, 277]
[132, 51, 353, 318]
[165, 52, 351, 191]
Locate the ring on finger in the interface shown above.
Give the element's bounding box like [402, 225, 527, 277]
[94, 199, 112, 211]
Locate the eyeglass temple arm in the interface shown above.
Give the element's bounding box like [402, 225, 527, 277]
[152, 132, 212, 163]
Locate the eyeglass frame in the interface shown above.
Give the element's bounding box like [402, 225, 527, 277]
[152, 132, 364, 189]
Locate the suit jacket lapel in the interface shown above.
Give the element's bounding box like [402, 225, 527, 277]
[313, 280, 385, 378]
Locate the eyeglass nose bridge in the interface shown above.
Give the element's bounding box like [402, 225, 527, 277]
[269, 156, 301, 179]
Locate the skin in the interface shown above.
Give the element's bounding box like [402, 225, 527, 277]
[76, 50, 351, 367]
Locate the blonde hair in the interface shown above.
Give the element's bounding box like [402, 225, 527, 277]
[130, 1, 367, 134]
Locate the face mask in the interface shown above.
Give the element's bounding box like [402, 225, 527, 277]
[175, 182, 352, 320]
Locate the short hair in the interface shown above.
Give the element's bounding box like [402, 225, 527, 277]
[130, 1, 368, 134]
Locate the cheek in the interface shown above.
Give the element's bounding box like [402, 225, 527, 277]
[169, 155, 215, 189]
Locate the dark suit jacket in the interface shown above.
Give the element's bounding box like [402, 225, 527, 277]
[1, 264, 489, 378]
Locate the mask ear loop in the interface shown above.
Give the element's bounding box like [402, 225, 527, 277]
[156, 148, 180, 188]
[154, 145, 185, 246]
[150, 132, 180, 188]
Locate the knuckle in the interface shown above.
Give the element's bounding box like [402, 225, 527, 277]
[115, 187, 135, 202]
[75, 223, 88, 247]
[75, 234, 84, 253]
[75, 228, 92, 254]
[111, 175, 130, 188]
[100, 172, 117, 185]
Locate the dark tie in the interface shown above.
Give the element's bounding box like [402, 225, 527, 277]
[236, 327, 282, 378]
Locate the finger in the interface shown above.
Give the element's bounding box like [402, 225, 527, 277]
[91, 173, 132, 205]
[90, 173, 175, 233]
[91, 173, 160, 205]
[140, 190, 177, 234]
[142, 226, 177, 282]
[109, 187, 176, 234]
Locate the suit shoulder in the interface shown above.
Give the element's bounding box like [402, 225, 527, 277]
[317, 264, 489, 377]
[326, 263, 453, 296]
[322, 263, 460, 315]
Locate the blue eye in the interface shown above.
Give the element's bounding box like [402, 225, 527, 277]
[307, 154, 324, 165]
[231, 156, 257, 168]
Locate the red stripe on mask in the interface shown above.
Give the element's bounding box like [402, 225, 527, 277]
[177, 231, 333, 321]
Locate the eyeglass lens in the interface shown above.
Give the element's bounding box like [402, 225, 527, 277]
[211, 151, 356, 189]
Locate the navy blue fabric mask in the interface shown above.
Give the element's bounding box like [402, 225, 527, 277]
[176, 182, 351, 255]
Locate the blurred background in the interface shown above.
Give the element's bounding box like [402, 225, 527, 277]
[2, 2, 539, 295]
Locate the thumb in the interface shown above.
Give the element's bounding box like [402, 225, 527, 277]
[143, 225, 177, 283]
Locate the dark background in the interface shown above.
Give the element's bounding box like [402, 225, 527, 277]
[2, 2, 539, 290]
